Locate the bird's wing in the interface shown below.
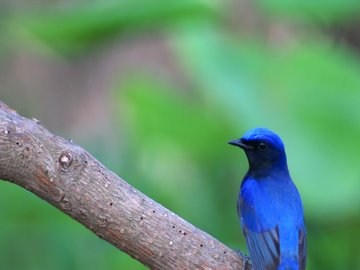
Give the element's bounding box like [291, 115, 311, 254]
[243, 224, 280, 270]
[238, 180, 280, 270]
[299, 229, 307, 270]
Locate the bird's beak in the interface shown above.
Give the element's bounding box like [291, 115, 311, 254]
[228, 139, 253, 150]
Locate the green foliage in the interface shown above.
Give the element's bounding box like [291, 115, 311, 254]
[8, 0, 217, 54]
[258, 0, 360, 22]
[1, 0, 360, 269]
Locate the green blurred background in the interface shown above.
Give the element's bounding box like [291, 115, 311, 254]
[1, 1, 360, 269]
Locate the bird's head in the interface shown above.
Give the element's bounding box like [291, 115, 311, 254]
[229, 128, 288, 172]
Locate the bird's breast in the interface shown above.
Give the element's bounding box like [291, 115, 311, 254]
[239, 176, 302, 232]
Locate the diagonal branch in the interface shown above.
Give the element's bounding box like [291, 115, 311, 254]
[0, 100, 250, 270]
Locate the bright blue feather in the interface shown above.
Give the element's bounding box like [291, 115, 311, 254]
[230, 128, 307, 270]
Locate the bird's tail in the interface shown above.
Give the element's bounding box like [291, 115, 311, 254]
[278, 259, 299, 270]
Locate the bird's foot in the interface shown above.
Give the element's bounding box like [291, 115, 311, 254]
[235, 250, 250, 270]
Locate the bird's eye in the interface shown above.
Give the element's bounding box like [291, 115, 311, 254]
[258, 142, 267, 150]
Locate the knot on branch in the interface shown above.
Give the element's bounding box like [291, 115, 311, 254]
[57, 150, 85, 177]
[59, 152, 73, 168]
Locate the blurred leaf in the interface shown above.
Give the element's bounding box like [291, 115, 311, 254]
[171, 22, 270, 127]
[118, 78, 234, 162]
[257, 0, 360, 22]
[8, 0, 218, 54]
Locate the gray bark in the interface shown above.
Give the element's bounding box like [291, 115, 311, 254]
[0, 100, 250, 270]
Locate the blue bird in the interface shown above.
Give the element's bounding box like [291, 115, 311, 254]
[229, 128, 306, 270]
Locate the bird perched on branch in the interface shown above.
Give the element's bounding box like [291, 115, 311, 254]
[229, 128, 306, 270]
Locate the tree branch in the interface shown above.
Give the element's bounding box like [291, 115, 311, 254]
[0, 100, 250, 270]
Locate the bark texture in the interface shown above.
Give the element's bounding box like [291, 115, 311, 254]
[0, 100, 250, 270]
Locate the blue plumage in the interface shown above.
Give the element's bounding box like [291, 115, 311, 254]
[229, 128, 306, 270]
